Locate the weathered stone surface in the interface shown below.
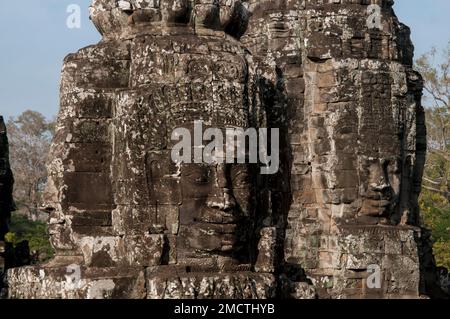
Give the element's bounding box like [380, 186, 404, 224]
[8, 265, 146, 299]
[255, 227, 277, 273]
[7, 0, 447, 299]
[146, 268, 277, 299]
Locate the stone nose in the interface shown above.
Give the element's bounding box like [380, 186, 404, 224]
[206, 188, 237, 212]
[370, 180, 390, 191]
[207, 164, 237, 212]
[370, 180, 394, 200]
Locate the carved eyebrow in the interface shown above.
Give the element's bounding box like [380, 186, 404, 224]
[182, 164, 211, 174]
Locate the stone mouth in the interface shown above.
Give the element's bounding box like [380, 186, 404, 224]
[364, 190, 394, 202]
[197, 210, 241, 225]
[377, 200, 392, 208]
[196, 222, 238, 234]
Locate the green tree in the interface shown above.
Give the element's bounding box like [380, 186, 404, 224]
[5, 214, 54, 263]
[416, 43, 450, 269]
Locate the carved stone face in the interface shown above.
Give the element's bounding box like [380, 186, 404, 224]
[359, 157, 401, 222]
[147, 144, 255, 268]
[177, 162, 253, 260]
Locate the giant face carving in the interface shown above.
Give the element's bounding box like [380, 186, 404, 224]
[147, 141, 255, 270]
[40, 0, 256, 270]
[178, 162, 253, 263]
[359, 157, 401, 224]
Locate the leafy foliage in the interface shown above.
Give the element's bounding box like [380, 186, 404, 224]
[416, 44, 450, 269]
[5, 214, 54, 263]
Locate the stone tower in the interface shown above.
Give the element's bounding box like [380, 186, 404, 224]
[7, 0, 445, 299]
[240, 0, 431, 298]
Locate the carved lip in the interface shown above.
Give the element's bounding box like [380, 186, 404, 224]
[377, 200, 392, 208]
[365, 199, 392, 208]
[365, 190, 393, 202]
[198, 210, 240, 224]
[196, 222, 238, 235]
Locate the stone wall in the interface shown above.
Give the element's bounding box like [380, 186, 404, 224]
[6, 0, 447, 299]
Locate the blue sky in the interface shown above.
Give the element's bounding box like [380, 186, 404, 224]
[0, 0, 449, 120]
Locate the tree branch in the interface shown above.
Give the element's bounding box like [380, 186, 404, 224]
[423, 185, 450, 196]
[423, 177, 442, 185]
